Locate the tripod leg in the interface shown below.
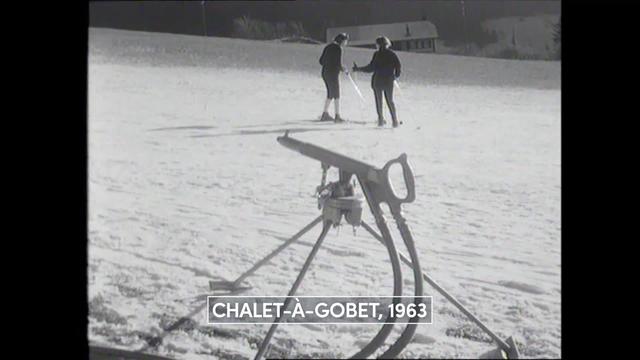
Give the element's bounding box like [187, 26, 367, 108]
[254, 220, 332, 360]
[360, 220, 513, 354]
[226, 216, 323, 289]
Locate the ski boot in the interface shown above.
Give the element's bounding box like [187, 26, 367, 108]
[334, 114, 347, 123]
[377, 118, 387, 127]
[320, 112, 334, 121]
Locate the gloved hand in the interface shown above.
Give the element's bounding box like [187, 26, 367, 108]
[352, 62, 360, 72]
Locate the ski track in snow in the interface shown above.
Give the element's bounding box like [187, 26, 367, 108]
[88, 29, 560, 359]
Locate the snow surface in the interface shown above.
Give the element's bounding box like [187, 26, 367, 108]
[88, 28, 561, 359]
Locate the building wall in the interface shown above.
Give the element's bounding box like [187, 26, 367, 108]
[353, 38, 436, 53]
[393, 38, 436, 53]
[326, 21, 438, 45]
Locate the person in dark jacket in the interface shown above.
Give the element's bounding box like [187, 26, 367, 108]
[319, 33, 349, 122]
[352, 36, 402, 127]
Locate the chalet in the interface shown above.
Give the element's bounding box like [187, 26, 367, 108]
[326, 20, 439, 53]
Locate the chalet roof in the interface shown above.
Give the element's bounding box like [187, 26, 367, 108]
[326, 21, 438, 45]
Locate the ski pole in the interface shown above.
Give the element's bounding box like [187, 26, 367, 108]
[394, 79, 408, 125]
[346, 71, 366, 103]
[394, 79, 402, 95]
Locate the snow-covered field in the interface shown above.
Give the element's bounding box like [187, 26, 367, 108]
[88, 28, 561, 359]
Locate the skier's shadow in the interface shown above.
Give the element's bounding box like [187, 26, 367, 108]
[189, 119, 373, 138]
[190, 126, 366, 138]
[148, 125, 217, 131]
[147, 121, 348, 133]
[237, 119, 368, 128]
[147, 119, 373, 138]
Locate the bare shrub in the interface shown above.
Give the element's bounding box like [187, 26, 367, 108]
[232, 15, 309, 40]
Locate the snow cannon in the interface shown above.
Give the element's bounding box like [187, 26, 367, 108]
[274, 132, 520, 359]
[213, 131, 519, 359]
[249, 130, 426, 360]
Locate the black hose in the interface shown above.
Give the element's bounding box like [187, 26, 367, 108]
[349, 179, 404, 359]
[379, 219, 424, 358]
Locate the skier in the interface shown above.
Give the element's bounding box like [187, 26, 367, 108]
[352, 36, 402, 127]
[319, 33, 349, 122]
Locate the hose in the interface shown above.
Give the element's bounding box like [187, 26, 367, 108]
[380, 218, 424, 358]
[349, 178, 403, 359]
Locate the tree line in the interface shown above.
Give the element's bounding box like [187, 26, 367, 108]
[90, 1, 560, 46]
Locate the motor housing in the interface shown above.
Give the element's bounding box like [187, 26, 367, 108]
[322, 196, 363, 226]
